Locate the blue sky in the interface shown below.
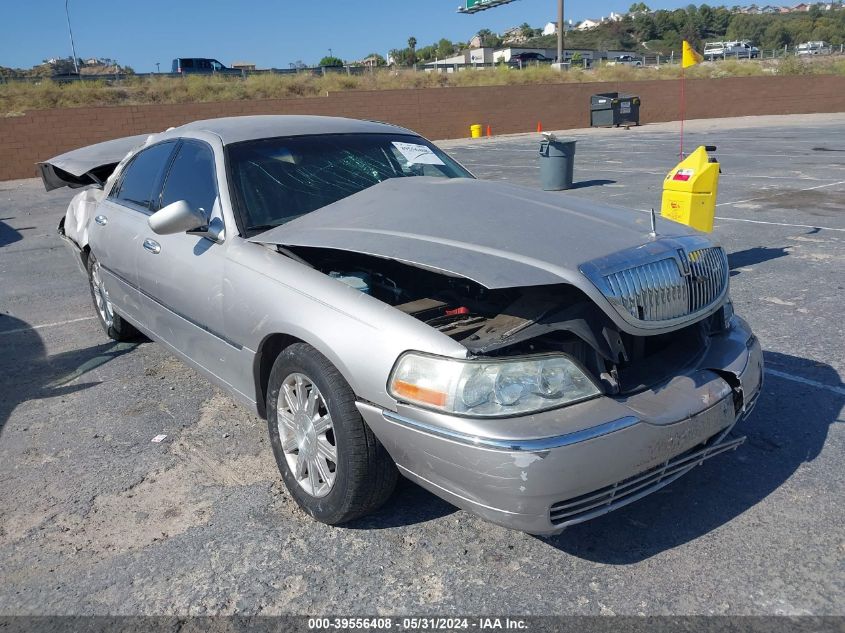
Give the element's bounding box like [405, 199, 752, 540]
[4, 0, 695, 72]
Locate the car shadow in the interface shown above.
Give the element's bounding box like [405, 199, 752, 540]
[568, 179, 617, 190]
[0, 315, 139, 436]
[538, 350, 841, 563]
[343, 477, 458, 530]
[0, 218, 23, 248]
[728, 246, 790, 276]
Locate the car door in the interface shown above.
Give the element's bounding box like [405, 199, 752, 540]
[88, 140, 177, 327]
[135, 139, 230, 377]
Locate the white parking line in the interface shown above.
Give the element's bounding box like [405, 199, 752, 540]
[766, 368, 845, 397]
[713, 216, 845, 232]
[716, 180, 845, 207]
[0, 316, 96, 336]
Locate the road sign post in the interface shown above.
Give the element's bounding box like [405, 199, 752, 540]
[458, 0, 519, 14]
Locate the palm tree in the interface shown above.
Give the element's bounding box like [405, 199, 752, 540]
[408, 36, 417, 66]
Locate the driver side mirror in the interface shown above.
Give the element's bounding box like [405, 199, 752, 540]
[148, 200, 206, 235]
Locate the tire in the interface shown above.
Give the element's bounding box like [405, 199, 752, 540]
[266, 342, 398, 525]
[86, 252, 139, 341]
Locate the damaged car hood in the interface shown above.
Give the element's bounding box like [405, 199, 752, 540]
[38, 133, 151, 191]
[249, 177, 699, 290]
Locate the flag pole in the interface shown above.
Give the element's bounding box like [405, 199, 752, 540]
[680, 62, 685, 158]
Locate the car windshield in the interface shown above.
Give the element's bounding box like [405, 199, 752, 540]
[228, 133, 473, 236]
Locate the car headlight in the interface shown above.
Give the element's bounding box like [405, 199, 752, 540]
[388, 352, 601, 417]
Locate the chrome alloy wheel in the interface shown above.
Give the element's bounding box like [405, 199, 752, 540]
[277, 373, 338, 497]
[90, 259, 114, 328]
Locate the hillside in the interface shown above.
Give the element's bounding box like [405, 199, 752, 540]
[521, 4, 845, 55]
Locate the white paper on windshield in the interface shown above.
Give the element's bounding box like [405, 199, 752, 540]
[392, 141, 445, 165]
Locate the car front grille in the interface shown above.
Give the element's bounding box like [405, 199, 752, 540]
[602, 246, 728, 323]
[548, 431, 745, 527]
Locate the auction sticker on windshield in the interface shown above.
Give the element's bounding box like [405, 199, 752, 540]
[392, 141, 445, 165]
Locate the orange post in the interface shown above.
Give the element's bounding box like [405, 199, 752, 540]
[537, 121, 543, 133]
[486, 124, 492, 137]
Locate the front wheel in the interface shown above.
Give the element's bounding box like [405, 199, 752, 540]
[86, 252, 139, 341]
[266, 342, 398, 525]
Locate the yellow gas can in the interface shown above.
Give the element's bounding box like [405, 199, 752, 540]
[660, 146, 720, 233]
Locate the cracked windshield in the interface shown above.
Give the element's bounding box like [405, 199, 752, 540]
[228, 133, 472, 235]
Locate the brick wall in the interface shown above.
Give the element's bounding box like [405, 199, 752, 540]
[2, 75, 844, 181]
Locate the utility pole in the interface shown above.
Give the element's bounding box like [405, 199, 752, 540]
[557, 0, 564, 64]
[65, 0, 80, 74]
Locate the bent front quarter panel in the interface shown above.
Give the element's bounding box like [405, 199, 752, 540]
[221, 238, 469, 409]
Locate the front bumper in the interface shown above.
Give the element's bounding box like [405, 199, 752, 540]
[57, 217, 88, 276]
[358, 317, 764, 535]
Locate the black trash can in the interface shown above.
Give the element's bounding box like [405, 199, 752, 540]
[539, 137, 576, 191]
[590, 92, 640, 127]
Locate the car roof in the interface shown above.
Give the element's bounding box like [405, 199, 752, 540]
[168, 115, 415, 145]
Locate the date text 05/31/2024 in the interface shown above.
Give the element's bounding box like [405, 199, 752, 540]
[308, 617, 529, 630]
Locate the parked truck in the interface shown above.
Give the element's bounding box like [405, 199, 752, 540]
[703, 41, 759, 60]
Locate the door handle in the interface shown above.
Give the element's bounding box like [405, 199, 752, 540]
[142, 238, 161, 254]
[94, 215, 108, 226]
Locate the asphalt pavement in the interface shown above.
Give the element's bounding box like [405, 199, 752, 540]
[0, 113, 843, 616]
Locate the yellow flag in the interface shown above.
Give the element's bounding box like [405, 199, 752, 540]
[682, 40, 704, 68]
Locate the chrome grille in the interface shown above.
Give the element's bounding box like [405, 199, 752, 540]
[602, 246, 728, 323]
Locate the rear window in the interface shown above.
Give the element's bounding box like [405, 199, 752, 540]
[227, 133, 472, 236]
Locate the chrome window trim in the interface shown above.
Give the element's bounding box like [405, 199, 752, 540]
[381, 410, 640, 452]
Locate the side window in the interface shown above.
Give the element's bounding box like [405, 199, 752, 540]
[182, 59, 194, 69]
[160, 142, 218, 216]
[113, 141, 176, 210]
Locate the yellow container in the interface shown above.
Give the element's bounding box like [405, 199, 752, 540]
[470, 124, 483, 139]
[660, 146, 720, 233]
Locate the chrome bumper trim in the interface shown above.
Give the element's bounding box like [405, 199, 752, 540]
[549, 432, 746, 527]
[381, 410, 640, 452]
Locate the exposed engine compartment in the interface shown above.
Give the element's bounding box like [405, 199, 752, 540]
[282, 246, 725, 396]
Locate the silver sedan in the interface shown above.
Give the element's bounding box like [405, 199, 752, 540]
[42, 115, 763, 535]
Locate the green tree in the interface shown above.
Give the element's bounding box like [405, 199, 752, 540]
[726, 14, 768, 45]
[634, 12, 658, 40]
[764, 21, 790, 48]
[388, 49, 408, 65]
[437, 38, 455, 57]
[680, 16, 703, 49]
[416, 44, 437, 63]
[319, 56, 344, 67]
[698, 4, 715, 35]
[711, 7, 732, 35]
[408, 36, 417, 65]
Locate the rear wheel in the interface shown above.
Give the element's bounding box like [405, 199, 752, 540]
[266, 342, 398, 524]
[86, 252, 139, 341]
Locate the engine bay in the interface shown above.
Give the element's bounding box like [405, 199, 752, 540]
[282, 246, 724, 396]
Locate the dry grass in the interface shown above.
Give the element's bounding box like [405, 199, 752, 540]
[1, 56, 843, 114]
